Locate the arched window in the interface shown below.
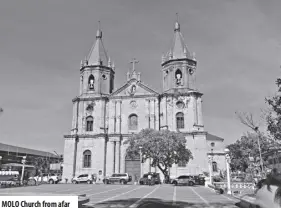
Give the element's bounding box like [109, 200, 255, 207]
[88, 74, 95, 90]
[86, 116, 93, 132]
[128, 114, 138, 130]
[211, 142, 215, 147]
[176, 112, 184, 129]
[175, 69, 182, 85]
[83, 150, 91, 168]
[212, 162, 218, 172]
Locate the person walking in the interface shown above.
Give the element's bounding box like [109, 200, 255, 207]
[148, 173, 152, 186]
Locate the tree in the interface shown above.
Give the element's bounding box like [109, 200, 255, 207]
[124, 129, 193, 179]
[266, 77, 281, 143]
[27, 156, 50, 184]
[227, 132, 272, 172]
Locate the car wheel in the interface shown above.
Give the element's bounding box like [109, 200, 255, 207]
[49, 179, 54, 184]
[173, 181, 178, 186]
[72, 180, 77, 184]
[189, 181, 194, 186]
[87, 180, 91, 184]
[120, 180, 125, 185]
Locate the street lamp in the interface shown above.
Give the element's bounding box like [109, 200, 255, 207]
[208, 155, 213, 185]
[21, 156, 27, 185]
[224, 148, 232, 195]
[174, 151, 178, 178]
[139, 146, 143, 180]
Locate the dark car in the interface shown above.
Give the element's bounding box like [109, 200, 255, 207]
[172, 175, 195, 186]
[104, 173, 132, 184]
[191, 175, 205, 185]
[139, 173, 161, 185]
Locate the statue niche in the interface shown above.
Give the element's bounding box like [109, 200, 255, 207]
[175, 69, 183, 86]
[88, 74, 95, 90]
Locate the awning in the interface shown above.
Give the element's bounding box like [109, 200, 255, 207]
[2, 163, 35, 168]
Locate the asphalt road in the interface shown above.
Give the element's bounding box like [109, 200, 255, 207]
[0, 183, 239, 208]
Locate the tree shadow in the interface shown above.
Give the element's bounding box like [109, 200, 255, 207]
[81, 197, 239, 208]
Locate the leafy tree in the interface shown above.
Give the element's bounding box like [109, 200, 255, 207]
[266, 77, 281, 143]
[27, 156, 50, 184]
[124, 129, 193, 179]
[227, 132, 272, 172]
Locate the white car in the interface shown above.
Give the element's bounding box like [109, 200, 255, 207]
[29, 173, 61, 184]
[72, 174, 96, 184]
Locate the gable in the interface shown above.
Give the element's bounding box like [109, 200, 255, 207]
[110, 79, 159, 97]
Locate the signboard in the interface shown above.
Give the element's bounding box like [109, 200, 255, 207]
[50, 163, 61, 171]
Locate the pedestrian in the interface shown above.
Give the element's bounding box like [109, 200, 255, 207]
[148, 173, 152, 186]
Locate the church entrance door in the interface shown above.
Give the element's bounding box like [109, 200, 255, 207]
[125, 155, 141, 183]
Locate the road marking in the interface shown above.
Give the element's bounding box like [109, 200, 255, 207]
[222, 194, 237, 202]
[129, 185, 160, 208]
[88, 186, 129, 197]
[172, 186, 176, 206]
[90, 186, 143, 205]
[190, 187, 210, 206]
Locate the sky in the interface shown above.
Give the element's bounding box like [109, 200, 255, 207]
[0, 0, 281, 154]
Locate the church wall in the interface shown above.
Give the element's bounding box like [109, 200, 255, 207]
[62, 139, 75, 181]
[77, 100, 105, 135]
[75, 138, 105, 176]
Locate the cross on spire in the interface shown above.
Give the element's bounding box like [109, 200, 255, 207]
[130, 58, 139, 73]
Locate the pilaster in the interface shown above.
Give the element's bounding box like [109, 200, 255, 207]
[106, 141, 114, 176]
[115, 141, 120, 173]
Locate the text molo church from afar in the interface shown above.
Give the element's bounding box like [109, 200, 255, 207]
[62, 18, 226, 181]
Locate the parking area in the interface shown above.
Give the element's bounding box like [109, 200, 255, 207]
[0, 184, 239, 207]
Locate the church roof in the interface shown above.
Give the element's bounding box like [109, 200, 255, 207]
[165, 21, 192, 60]
[87, 27, 109, 66]
[206, 133, 224, 142]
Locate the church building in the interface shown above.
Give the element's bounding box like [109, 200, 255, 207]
[62, 19, 226, 181]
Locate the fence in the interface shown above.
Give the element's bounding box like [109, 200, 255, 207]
[213, 182, 255, 195]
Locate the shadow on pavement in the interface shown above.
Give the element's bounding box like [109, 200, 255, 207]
[82, 197, 239, 208]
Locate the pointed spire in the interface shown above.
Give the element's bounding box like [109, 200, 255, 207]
[83, 56, 88, 66]
[162, 53, 166, 63]
[108, 57, 112, 67]
[87, 21, 109, 66]
[80, 60, 84, 68]
[166, 14, 191, 60]
[112, 61, 115, 71]
[96, 21, 102, 39]
[174, 13, 180, 32]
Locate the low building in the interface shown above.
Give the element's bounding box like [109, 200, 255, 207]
[0, 142, 61, 169]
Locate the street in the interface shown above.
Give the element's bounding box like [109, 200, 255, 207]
[0, 184, 239, 208]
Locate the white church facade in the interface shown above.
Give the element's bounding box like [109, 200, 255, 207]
[62, 20, 226, 181]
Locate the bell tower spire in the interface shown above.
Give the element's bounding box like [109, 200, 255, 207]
[79, 22, 115, 96]
[161, 14, 197, 92]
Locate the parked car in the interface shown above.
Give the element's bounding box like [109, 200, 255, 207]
[172, 175, 195, 186]
[72, 174, 96, 184]
[104, 173, 132, 184]
[29, 173, 61, 184]
[139, 173, 161, 185]
[191, 175, 205, 185]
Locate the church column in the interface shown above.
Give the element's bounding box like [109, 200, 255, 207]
[147, 100, 151, 128]
[120, 145, 126, 173]
[150, 99, 154, 129]
[153, 99, 156, 129]
[106, 141, 115, 176]
[197, 97, 203, 126]
[155, 100, 159, 130]
[116, 100, 120, 133]
[119, 101, 122, 133]
[115, 141, 120, 173]
[193, 96, 198, 125]
[71, 102, 77, 131]
[79, 75, 83, 95]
